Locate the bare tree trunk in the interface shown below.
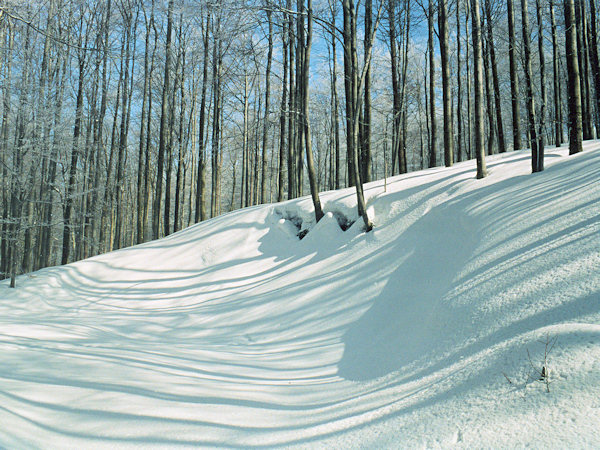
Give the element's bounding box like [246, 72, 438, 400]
[471, 0, 488, 178]
[195, 10, 210, 223]
[342, 0, 374, 231]
[331, 5, 341, 188]
[61, 36, 87, 265]
[174, 28, 187, 233]
[564, 0, 583, 154]
[482, 27, 496, 155]
[521, 0, 540, 172]
[456, 0, 464, 162]
[439, 0, 454, 166]
[575, 0, 593, 139]
[536, 0, 546, 170]
[466, 0, 473, 159]
[211, 21, 223, 217]
[303, 0, 324, 223]
[1, 20, 13, 278]
[287, 0, 297, 198]
[152, 0, 174, 239]
[388, 0, 400, 175]
[588, 0, 600, 135]
[114, 7, 134, 249]
[361, 0, 372, 181]
[143, 19, 158, 239]
[137, 0, 153, 244]
[261, 7, 273, 204]
[507, 0, 522, 150]
[485, 0, 506, 153]
[278, 3, 288, 201]
[428, 0, 437, 168]
[551, 0, 564, 146]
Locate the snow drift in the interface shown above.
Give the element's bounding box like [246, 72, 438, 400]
[1, 142, 599, 448]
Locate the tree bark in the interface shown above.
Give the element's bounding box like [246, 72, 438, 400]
[152, 0, 174, 239]
[535, 0, 546, 170]
[507, 0, 522, 150]
[521, 0, 540, 172]
[564, 0, 583, 154]
[439, 0, 454, 166]
[428, 0, 437, 168]
[471, 0, 488, 178]
[551, 0, 564, 146]
[303, 0, 324, 223]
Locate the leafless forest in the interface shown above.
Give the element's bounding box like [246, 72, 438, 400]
[0, 0, 591, 285]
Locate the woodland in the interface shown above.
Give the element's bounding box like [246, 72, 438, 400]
[0, 0, 592, 286]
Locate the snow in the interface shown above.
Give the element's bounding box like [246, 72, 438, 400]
[1, 142, 599, 448]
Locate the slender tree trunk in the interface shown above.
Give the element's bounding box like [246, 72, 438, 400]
[588, 0, 600, 135]
[466, 0, 473, 159]
[331, 8, 341, 188]
[428, 1, 437, 168]
[362, 0, 373, 181]
[303, 0, 324, 223]
[485, 0, 506, 153]
[143, 21, 158, 239]
[342, 0, 373, 231]
[261, 7, 273, 204]
[482, 28, 496, 155]
[174, 35, 187, 233]
[536, 0, 546, 170]
[278, 4, 288, 201]
[61, 45, 87, 265]
[507, 0, 522, 150]
[137, 0, 153, 244]
[551, 0, 564, 146]
[195, 10, 210, 223]
[388, 0, 400, 175]
[521, 0, 540, 171]
[439, 0, 454, 166]
[152, 0, 174, 239]
[564, 0, 583, 154]
[471, 0, 488, 178]
[575, 0, 592, 139]
[114, 9, 133, 250]
[287, 0, 297, 198]
[456, 0, 464, 162]
[211, 24, 223, 217]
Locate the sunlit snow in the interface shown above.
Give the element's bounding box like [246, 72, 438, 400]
[1, 142, 599, 448]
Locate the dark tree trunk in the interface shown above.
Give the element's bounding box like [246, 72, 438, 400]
[551, 0, 564, 146]
[278, 3, 288, 201]
[439, 0, 454, 166]
[428, 0, 437, 168]
[588, 0, 600, 135]
[303, 0, 324, 223]
[564, 0, 583, 154]
[536, 0, 546, 170]
[456, 0, 463, 162]
[195, 10, 210, 223]
[152, 0, 174, 239]
[362, 0, 373, 181]
[507, 0, 522, 150]
[61, 48, 87, 265]
[485, 0, 506, 153]
[471, 0, 488, 178]
[261, 7, 273, 204]
[521, 0, 540, 172]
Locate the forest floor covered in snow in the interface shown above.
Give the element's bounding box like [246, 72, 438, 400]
[1, 142, 599, 448]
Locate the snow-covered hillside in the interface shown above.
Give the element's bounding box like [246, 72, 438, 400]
[1, 143, 599, 448]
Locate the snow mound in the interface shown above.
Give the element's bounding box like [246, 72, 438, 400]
[1, 143, 599, 448]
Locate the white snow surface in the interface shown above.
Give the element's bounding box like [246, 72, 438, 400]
[1, 143, 599, 448]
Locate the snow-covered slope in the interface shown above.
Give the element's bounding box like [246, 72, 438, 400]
[1, 143, 599, 448]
